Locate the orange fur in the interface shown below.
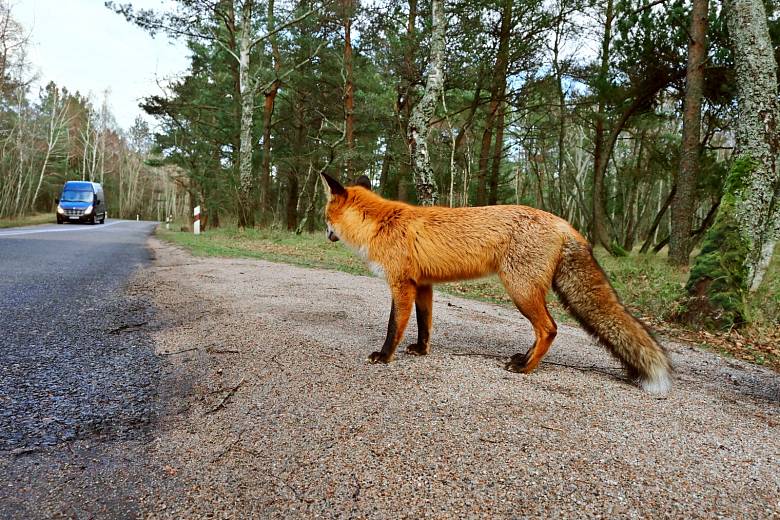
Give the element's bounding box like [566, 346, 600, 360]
[321, 175, 672, 393]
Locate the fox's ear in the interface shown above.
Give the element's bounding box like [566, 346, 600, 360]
[353, 175, 372, 190]
[320, 173, 345, 199]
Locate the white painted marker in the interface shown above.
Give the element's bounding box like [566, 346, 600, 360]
[194, 206, 201, 235]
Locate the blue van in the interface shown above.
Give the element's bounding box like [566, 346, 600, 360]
[55, 181, 107, 224]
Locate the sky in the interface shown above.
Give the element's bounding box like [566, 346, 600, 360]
[16, 0, 191, 130]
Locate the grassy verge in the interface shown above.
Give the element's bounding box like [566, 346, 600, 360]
[0, 213, 54, 229]
[157, 226, 370, 274]
[157, 226, 780, 371]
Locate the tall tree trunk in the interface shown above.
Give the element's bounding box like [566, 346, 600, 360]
[669, 0, 709, 266]
[407, 0, 446, 205]
[259, 85, 278, 217]
[343, 0, 355, 178]
[685, 0, 780, 327]
[223, 1, 244, 219]
[237, 1, 256, 228]
[552, 0, 568, 219]
[475, 0, 512, 206]
[392, 0, 418, 201]
[591, 0, 614, 251]
[487, 101, 506, 205]
[475, 125, 494, 206]
[260, 0, 281, 223]
[287, 101, 306, 230]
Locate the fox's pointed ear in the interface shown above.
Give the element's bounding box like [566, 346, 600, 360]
[320, 173, 345, 199]
[353, 175, 372, 190]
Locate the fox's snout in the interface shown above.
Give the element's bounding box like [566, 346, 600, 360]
[325, 220, 340, 242]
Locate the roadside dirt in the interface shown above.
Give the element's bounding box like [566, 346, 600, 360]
[138, 237, 779, 518]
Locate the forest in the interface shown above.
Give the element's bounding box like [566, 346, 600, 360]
[1, 0, 778, 329]
[0, 3, 185, 223]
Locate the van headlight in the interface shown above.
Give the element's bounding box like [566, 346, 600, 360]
[57, 205, 65, 215]
[83, 205, 93, 215]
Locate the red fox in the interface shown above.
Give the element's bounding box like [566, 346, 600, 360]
[320, 173, 672, 394]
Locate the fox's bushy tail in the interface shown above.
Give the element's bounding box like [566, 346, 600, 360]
[553, 239, 672, 394]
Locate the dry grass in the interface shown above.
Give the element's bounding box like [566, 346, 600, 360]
[0, 213, 54, 229]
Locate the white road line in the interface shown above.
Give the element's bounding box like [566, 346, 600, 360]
[0, 220, 132, 237]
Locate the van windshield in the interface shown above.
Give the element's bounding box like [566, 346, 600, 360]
[61, 190, 93, 203]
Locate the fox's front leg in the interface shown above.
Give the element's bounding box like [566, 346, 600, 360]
[368, 281, 416, 364]
[405, 284, 433, 356]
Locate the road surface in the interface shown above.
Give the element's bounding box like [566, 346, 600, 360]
[0, 220, 161, 518]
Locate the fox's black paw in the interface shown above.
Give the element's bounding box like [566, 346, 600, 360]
[505, 351, 530, 373]
[368, 351, 392, 364]
[405, 343, 430, 356]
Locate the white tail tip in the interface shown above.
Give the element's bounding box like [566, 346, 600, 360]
[639, 369, 672, 394]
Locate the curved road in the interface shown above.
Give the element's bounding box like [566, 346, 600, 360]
[0, 220, 160, 518]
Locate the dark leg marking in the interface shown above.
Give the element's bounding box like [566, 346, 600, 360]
[406, 284, 432, 356]
[369, 304, 397, 364]
[368, 281, 416, 364]
[505, 350, 531, 372]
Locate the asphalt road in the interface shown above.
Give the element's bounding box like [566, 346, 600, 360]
[0, 220, 161, 518]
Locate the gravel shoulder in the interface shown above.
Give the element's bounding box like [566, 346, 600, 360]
[140, 238, 779, 517]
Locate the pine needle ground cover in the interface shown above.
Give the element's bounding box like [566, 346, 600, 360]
[158, 226, 780, 371]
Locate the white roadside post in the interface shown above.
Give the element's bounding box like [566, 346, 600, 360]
[194, 206, 201, 235]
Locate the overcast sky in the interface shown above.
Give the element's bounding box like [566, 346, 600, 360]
[16, 0, 191, 130]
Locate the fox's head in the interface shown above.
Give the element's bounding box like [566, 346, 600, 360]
[320, 173, 372, 243]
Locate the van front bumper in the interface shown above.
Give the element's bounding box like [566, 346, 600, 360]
[58, 211, 94, 223]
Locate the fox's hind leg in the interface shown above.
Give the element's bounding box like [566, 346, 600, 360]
[500, 277, 557, 374]
[368, 280, 416, 364]
[406, 284, 433, 356]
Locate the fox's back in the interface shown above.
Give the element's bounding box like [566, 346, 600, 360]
[365, 200, 577, 283]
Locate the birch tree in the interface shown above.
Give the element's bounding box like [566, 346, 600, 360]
[108, 0, 326, 227]
[341, 0, 356, 179]
[31, 85, 71, 209]
[407, 0, 445, 206]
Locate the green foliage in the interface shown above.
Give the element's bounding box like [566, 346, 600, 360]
[722, 154, 751, 197]
[609, 241, 629, 257]
[594, 249, 688, 320]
